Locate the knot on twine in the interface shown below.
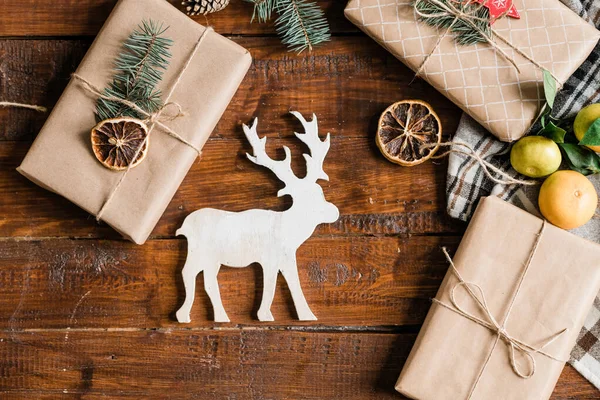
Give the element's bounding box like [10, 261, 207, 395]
[413, 0, 561, 84]
[71, 73, 201, 155]
[433, 239, 569, 384]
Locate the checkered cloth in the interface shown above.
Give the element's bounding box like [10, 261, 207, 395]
[446, 0, 600, 388]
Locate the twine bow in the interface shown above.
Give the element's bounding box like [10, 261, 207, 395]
[413, 0, 561, 83]
[433, 223, 569, 394]
[70, 27, 214, 222]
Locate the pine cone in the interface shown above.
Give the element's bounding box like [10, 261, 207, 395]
[182, 0, 231, 15]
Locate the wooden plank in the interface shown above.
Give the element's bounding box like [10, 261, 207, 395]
[0, 0, 356, 37]
[1, 136, 460, 239]
[0, 330, 594, 399]
[0, 235, 458, 329]
[0, 37, 461, 142]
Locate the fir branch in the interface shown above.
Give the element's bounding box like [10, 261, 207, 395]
[414, 0, 491, 46]
[96, 19, 173, 122]
[274, 0, 331, 53]
[247, 0, 276, 23]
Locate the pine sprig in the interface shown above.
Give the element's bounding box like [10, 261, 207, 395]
[246, 0, 330, 53]
[275, 0, 331, 53]
[247, 0, 276, 23]
[414, 0, 491, 46]
[96, 20, 173, 122]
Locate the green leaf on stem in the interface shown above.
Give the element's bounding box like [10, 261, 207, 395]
[539, 121, 566, 143]
[558, 143, 600, 175]
[578, 118, 600, 146]
[543, 69, 557, 110]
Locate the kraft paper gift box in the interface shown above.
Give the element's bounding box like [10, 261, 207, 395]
[17, 0, 252, 244]
[345, 0, 600, 142]
[396, 196, 600, 400]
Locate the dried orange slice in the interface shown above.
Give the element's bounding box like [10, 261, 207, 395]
[91, 117, 149, 171]
[376, 100, 442, 166]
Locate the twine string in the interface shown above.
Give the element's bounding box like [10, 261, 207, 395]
[413, 0, 561, 83]
[433, 226, 569, 389]
[72, 26, 213, 222]
[0, 101, 47, 113]
[422, 141, 539, 186]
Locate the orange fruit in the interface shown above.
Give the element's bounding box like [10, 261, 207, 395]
[91, 117, 149, 170]
[574, 103, 600, 152]
[538, 170, 597, 230]
[376, 100, 442, 166]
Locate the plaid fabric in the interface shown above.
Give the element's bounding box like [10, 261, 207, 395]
[446, 0, 600, 389]
[572, 297, 600, 389]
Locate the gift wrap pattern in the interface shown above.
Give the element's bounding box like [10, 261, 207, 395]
[345, 0, 600, 142]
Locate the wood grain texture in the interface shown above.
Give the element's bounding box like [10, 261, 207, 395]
[0, 37, 461, 142]
[1, 137, 459, 239]
[0, 0, 356, 37]
[0, 330, 595, 399]
[1, 236, 458, 329]
[0, 0, 594, 397]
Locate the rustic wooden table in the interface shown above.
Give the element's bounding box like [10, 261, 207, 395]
[0, 0, 596, 398]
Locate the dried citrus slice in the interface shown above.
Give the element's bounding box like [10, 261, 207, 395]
[376, 100, 442, 166]
[91, 117, 149, 171]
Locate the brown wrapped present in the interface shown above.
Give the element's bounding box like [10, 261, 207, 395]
[345, 0, 600, 142]
[396, 196, 600, 399]
[17, 0, 251, 244]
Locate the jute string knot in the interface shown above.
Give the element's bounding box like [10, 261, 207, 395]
[433, 229, 569, 393]
[413, 0, 561, 83]
[71, 74, 201, 155]
[71, 26, 213, 222]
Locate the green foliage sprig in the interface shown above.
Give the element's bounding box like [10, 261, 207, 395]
[246, 0, 330, 53]
[96, 20, 173, 122]
[249, 0, 276, 23]
[413, 0, 491, 46]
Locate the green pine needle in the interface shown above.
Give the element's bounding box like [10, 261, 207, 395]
[275, 0, 330, 53]
[96, 19, 173, 122]
[247, 0, 276, 23]
[414, 0, 491, 46]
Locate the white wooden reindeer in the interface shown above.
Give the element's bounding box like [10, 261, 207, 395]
[175, 112, 339, 323]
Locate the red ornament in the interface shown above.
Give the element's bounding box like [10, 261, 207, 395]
[472, 0, 520, 22]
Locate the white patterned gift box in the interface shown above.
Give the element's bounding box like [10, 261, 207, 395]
[345, 0, 600, 142]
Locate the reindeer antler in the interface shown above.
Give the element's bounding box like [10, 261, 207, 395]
[290, 111, 331, 182]
[243, 118, 299, 197]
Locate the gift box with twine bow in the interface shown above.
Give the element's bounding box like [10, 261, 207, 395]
[345, 0, 600, 142]
[396, 196, 600, 400]
[17, 0, 252, 244]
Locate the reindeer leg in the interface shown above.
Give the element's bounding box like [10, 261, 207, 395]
[176, 259, 200, 323]
[203, 265, 230, 323]
[257, 265, 278, 322]
[281, 260, 317, 321]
